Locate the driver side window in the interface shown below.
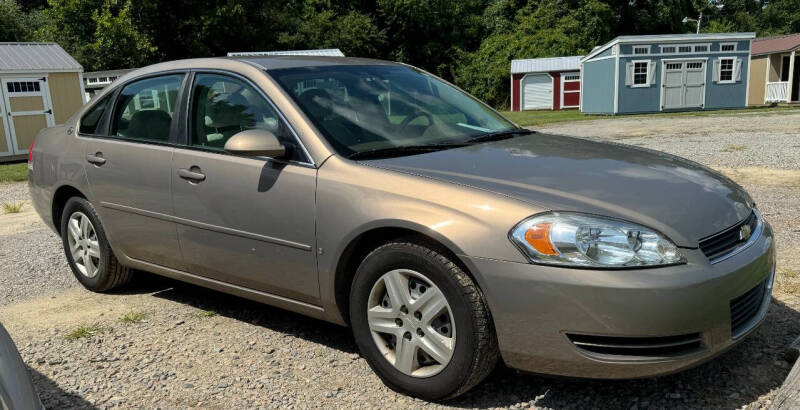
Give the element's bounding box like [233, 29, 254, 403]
[189, 73, 303, 161]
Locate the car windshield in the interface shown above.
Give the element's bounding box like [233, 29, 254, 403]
[270, 65, 518, 158]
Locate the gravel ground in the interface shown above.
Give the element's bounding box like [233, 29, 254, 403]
[0, 111, 799, 409]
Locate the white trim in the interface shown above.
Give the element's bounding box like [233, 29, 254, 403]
[631, 59, 651, 87]
[659, 57, 708, 62]
[79, 71, 88, 104]
[519, 72, 554, 110]
[788, 50, 796, 103]
[765, 53, 771, 103]
[613, 50, 620, 114]
[718, 57, 737, 84]
[720, 42, 737, 52]
[0, 92, 12, 157]
[745, 39, 752, 105]
[0, 69, 82, 75]
[620, 50, 749, 58]
[579, 63, 584, 112]
[560, 72, 581, 109]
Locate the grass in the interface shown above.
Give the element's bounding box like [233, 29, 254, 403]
[65, 324, 105, 340]
[0, 162, 27, 183]
[119, 311, 146, 324]
[2, 202, 23, 214]
[501, 105, 800, 127]
[188, 309, 218, 319]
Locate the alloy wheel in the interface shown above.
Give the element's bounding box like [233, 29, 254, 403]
[66, 212, 101, 278]
[366, 269, 456, 377]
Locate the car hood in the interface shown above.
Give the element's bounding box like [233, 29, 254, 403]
[365, 134, 754, 247]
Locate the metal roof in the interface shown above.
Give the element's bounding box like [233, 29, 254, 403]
[0, 42, 82, 72]
[752, 34, 800, 56]
[511, 56, 583, 74]
[583, 32, 756, 62]
[227, 49, 345, 57]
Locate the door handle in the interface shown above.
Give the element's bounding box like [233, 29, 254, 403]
[178, 167, 206, 182]
[86, 153, 106, 166]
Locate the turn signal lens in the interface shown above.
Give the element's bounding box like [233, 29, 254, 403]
[524, 223, 558, 255]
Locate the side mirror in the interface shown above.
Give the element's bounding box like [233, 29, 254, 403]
[224, 129, 286, 158]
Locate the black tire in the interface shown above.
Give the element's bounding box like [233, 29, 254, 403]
[60, 197, 132, 292]
[349, 241, 498, 401]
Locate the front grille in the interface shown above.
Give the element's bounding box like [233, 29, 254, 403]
[566, 332, 703, 358]
[699, 212, 758, 262]
[730, 280, 767, 337]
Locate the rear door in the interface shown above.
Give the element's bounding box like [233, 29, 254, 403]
[81, 73, 187, 270]
[170, 72, 319, 303]
[1, 77, 55, 155]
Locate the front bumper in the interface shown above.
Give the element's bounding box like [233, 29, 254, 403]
[462, 221, 775, 379]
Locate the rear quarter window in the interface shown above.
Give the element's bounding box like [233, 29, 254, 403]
[79, 94, 113, 135]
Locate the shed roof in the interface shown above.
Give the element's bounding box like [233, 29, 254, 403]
[0, 42, 82, 72]
[583, 32, 756, 62]
[227, 49, 345, 57]
[511, 56, 583, 74]
[752, 33, 800, 56]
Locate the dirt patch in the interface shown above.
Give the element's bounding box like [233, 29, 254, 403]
[0, 200, 39, 236]
[717, 167, 800, 187]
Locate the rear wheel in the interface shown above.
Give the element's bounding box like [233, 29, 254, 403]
[349, 241, 498, 400]
[60, 197, 132, 292]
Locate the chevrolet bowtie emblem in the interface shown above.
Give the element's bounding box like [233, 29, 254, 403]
[739, 224, 752, 241]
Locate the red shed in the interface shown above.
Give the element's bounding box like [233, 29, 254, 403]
[510, 56, 583, 111]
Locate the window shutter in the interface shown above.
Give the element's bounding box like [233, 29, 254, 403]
[735, 58, 743, 81]
[647, 60, 657, 85]
[712, 59, 721, 83]
[625, 62, 633, 86]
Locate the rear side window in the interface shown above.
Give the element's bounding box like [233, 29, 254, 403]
[79, 94, 112, 135]
[111, 74, 183, 142]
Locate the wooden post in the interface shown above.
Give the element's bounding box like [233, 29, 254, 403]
[787, 50, 796, 103]
[770, 336, 800, 409]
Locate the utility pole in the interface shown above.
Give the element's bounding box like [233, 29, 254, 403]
[682, 12, 703, 34]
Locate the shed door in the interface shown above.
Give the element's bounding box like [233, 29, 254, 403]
[1, 77, 55, 156]
[522, 74, 553, 110]
[662, 61, 705, 110]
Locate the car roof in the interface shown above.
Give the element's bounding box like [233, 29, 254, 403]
[227, 55, 401, 70]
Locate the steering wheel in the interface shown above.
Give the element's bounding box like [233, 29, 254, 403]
[398, 111, 434, 130]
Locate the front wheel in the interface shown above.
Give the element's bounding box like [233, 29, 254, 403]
[349, 241, 498, 400]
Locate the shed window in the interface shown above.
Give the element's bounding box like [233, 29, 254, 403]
[719, 58, 734, 82]
[661, 46, 677, 53]
[721, 43, 736, 52]
[678, 46, 692, 53]
[633, 62, 649, 85]
[686, 62, 703, 70]
[694, 45, 708, 52]
[562, 73, 580, 81]
[633, 46, 649, 55]
[6, 81, 41, 94]
[666, 63, 682, 71]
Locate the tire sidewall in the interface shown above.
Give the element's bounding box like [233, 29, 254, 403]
[350, 243, 479, 400]
[60, 197, 113, 291]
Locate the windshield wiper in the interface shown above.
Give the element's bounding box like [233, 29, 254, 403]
[348, 143, 468, 160]
[466, 128, 535, 144]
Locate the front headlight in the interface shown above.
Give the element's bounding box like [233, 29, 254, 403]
[510, 212, 685, 268]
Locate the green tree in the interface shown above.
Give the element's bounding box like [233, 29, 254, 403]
[0, 0, 37, 41]
[277, 9, 386, 57]
[86, 0, 156, 70]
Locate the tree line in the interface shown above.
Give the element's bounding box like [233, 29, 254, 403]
[1, 0, 798, 108]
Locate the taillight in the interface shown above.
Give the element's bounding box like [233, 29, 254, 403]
[28, 139, 34, 168]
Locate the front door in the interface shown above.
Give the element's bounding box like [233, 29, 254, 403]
[171, 73, 319, 303]
[83, 73, 186, 270]
[1, 77, 55, 156]
[662, 61, 706, 110]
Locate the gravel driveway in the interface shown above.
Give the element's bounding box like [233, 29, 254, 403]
[1, 111, 799, 409]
